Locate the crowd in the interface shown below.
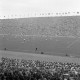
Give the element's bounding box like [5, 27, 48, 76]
[0, 16, 80, 38]
[0, 57, 80, 80]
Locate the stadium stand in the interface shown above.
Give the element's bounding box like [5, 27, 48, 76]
[0, 57, 80, 80]
[0, 16, 80, 38]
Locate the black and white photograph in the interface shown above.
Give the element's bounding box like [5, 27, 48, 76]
[0, 0, 80, 80]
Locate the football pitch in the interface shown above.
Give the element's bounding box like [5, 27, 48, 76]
[0, 50, 80, 64]
[0, 34, 80, 58]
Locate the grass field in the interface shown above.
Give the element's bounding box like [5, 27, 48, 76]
[0, 50, 80, 64]
[0, 34, 80, 57]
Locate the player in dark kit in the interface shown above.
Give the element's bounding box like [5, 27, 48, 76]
[35, 48, 38, 53]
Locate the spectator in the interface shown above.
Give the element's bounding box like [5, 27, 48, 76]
[0, 57, 80, 80]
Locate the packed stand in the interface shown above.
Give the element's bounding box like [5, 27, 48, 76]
[1, 17, 80, 38]
[0, 57, 80, 80]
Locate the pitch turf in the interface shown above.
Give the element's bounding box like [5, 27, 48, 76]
[0, 50, 80, 64]
[0, 34, 80, 57]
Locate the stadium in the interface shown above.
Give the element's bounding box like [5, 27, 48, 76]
[0, 12, 80, 80]
[0, 13, 80, 57]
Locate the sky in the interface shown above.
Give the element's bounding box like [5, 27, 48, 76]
[0, 0, 80, 18]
